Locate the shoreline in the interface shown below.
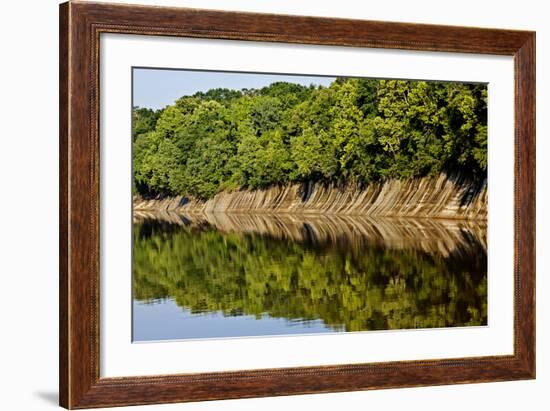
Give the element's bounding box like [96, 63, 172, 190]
[134, 174, 487, 221]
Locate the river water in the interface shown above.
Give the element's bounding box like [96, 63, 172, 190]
[132, 212, 487, 342]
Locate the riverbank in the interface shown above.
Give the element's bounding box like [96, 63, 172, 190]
[134, 173, 486, 220]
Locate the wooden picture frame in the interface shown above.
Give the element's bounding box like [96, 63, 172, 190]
[59, 1, 535, 408]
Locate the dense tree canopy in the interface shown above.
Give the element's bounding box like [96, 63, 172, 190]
[133, 78, 487, 199]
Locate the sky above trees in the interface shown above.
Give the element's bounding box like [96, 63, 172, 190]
[133, 68, 335, 109]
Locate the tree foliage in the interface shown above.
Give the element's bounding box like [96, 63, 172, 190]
[132, 107, 162, 141]
[133, 79, 487, 199]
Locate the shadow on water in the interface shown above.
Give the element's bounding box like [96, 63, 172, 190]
[133, 211, 487, 338]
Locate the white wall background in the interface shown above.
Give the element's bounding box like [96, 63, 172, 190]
[0, 0, 547, 410]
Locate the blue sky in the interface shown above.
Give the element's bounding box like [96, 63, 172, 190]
[133, 68, 336, 110]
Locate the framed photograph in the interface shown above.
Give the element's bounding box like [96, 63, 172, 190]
[59, 1, 535, 408]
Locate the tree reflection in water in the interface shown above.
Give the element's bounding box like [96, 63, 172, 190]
[133, 212, 487, 336]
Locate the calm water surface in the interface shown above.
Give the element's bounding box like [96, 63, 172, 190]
[132, 212, 487, 342]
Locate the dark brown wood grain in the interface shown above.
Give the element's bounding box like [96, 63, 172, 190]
[59, 2, 69, 407]
[514, 33, 536, 375]
[59, 1, 536, 409]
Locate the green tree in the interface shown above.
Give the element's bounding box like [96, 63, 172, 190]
[132, 78, 488, 199]
[132, 107, 162, 141]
